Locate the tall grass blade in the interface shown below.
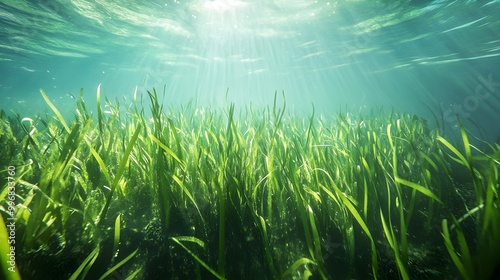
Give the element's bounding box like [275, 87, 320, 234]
[394, 177, 442, 203]
[171, 237, 226, 280]
[150, 134, 185, 168]
[172, 175, 203, 220]
[316, 168, 378, 279]
[441, 219, 473, 280]
[99, 123, 142, 225]
[40, 89, 70, 133]
[68, 247, 100, 280]
[307, 204, 327, 279]
[113, 214, 121, 258]
[96, 83, 104, 134]
[257, 215, 277, 277]
[98, 248, 139, 280]
[281, 257, 316, 278]
[87, 145, 112, 184]
[437, 136, 468, 167]
[380, 210, 409, 280]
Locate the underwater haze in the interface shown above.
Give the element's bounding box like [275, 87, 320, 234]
[1, 0, 499, 138]
[2, 1, 500, 280]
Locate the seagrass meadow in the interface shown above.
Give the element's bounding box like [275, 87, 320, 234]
[0, 87, 499, 280]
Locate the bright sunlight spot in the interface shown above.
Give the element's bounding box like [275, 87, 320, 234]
[202, 0, 247, 12]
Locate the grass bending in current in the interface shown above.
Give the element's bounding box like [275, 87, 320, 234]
[0, 87, 499, 279]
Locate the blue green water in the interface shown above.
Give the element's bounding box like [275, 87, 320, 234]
[1, 0, 499, 139]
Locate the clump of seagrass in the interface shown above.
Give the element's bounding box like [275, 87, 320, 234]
[1, 87, 498, 280]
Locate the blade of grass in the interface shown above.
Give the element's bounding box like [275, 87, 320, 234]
[281, 257, 317, 279]
[256, 214, 277, 277]
[98, 248, 139, 280]
[96, 84, 104, 134]
[217, 161, 226, 278]
[172, 236, 206, 247]
[171, 236, 226, 280]
[306, 204, 327, 279]
[387, 121, 410, 272]
[113, 214, 121, 258]
[167, 117, 184, 162]
[437, 136, 468, 167]
[458, 123, 484, 206]
[40, 89, 70, 133]
[482, 160, 499, 235]
[87, 145, 112, 185]
[68, 247, 100, 280]
[150, 134, 185, 168]
[394, 177, 443, 204]
[99, 123, 142, 226]
[380, 209, 409, 280]
[172, 175, 203, 221]
[316, 168, 378, 279]
[441, 219, 473, 280]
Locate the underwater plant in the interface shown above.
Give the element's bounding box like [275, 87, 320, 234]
[0, 86, 498, 279]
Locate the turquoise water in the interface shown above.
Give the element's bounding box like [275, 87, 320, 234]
[1, 0, 499, 134]
[1, 1, 500, 279]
